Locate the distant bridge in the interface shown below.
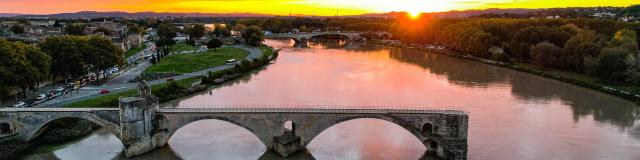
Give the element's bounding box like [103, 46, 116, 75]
[0, 101, 467, 160]
[266, 31, 392, 43]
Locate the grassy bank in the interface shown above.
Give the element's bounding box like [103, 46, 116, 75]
[369, 40, 640, 103]
[171, 42, 197, 53]
[259, 45, 274, 57]
[124, 43, 148, 58]
[64, 77, 201, 108]
[144, 47, 249, 74]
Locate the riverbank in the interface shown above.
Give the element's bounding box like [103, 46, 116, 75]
[369, 40, 640, 104]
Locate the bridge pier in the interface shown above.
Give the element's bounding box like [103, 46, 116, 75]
[118, 94, 173, 158]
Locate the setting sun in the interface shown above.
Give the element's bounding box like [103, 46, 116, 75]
[408, 11, 421, 19]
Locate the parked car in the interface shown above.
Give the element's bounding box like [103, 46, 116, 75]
[13, 101, 26, 108]
[166, 77, 175, 81]
[48, 91, 62, 100]
[99, 89, 111, 94]
[35, 94, 47, 101]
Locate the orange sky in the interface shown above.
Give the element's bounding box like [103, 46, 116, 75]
[0, 0, 637, 16]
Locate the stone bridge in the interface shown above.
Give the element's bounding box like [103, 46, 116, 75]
[266, 31, 392, 43]
[0, 99, 467, 160]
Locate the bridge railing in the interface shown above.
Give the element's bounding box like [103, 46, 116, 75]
[158, 105, 468, 115]
[0, 107, 119, 112]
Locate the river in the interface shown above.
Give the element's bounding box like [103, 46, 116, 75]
[24, 39, 640, 160]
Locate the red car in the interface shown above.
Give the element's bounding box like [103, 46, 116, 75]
[99, 89, 110, 94]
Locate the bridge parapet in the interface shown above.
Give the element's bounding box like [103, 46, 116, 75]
[158, 106, 467, 115]
[0, 108, 118, 112]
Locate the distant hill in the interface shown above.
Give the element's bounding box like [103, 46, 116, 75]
[6, 9, 544, 19]
[15, 11, 276, 19]
[0, 13, 21, 17]
[345, 8, 541, 18]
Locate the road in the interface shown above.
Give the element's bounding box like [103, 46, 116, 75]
[107, 43, 155, 84]
[35, 45, 264, 107]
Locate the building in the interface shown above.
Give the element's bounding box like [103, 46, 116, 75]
[28, 20, 55, 27]
[127, 33, 142, 48]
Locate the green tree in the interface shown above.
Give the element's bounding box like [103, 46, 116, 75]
[562, 30, 602, 71]
[64, 24, 86, 35]
[156, 22, 178, 56]
[93, 27, 112, 35]
[213, 25, 225, 37]
[232, 24, 247, 32]
[185, 24, 206, 46]
[242, 25, 264, 46]
[155, 38, 175, 58]
[87, 36, 123, 80]
[128, 25, 144, 34]
[10, 24, 24, 34]
[207, 38, 224, 51]
[39, 36, 88, 82]
[0, 38, 51, 97]
[586, 48, 633, 82]
[530, 42, 563, 68]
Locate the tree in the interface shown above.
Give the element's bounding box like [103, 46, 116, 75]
[242, 25, 264, 46]
[39, 36, 87, 82]
[10, 25, 24, 34]
[530, 42, 563, 68]
[207, 38, 224, 51]
[585, 48, 633, 82]
[232, 24, 247, 32]
[213, 25, 225, 37]
[93, 27, 112, 35]
[86, 36, 123, 80]
[562, 30, 602, 71]
[298, 25, 309, 32]
[157, 22, 177, 40]
[156, 22, 178, 56]
[64, 24, 86, 35]
[128, 25, 144, 34]
[185, 24, 206, 46]
[0, 38, 51, 98]
[155, 38, 176, 58]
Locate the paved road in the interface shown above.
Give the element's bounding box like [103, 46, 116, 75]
[108, 43, 155, 84]
[36, 45, 264, 107]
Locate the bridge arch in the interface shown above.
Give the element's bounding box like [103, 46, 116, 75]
[25, 115, 120, 141]
[0, 122, 12, 134]
[308, 34, 352, 41]
[303, 115, 439, 149]
[163, 116, 273, 149]
[305, 117, 440, 157]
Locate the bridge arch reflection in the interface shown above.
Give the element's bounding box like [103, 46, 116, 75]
[166, 119, 267, 160]
[306, 118, 431, 159]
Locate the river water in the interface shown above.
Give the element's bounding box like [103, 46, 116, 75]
[25, 39, 640, 160]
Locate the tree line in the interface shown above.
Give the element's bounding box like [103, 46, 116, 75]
[389, 17, 640, 85]
[0, 36, 123, 100]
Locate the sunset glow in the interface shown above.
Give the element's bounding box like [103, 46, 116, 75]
[0, 0, 637, 15]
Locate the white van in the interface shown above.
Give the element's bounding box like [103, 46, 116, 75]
[226, 59, 237, 65]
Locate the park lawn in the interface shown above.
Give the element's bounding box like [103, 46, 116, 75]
[259, 45, 273, 57]
[64, 77, 201, 108]
[145, 47, 249, 74]
[64, 90, 136, 108]
[124, 43, 148, 58]
[171, 42, 197, 52]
